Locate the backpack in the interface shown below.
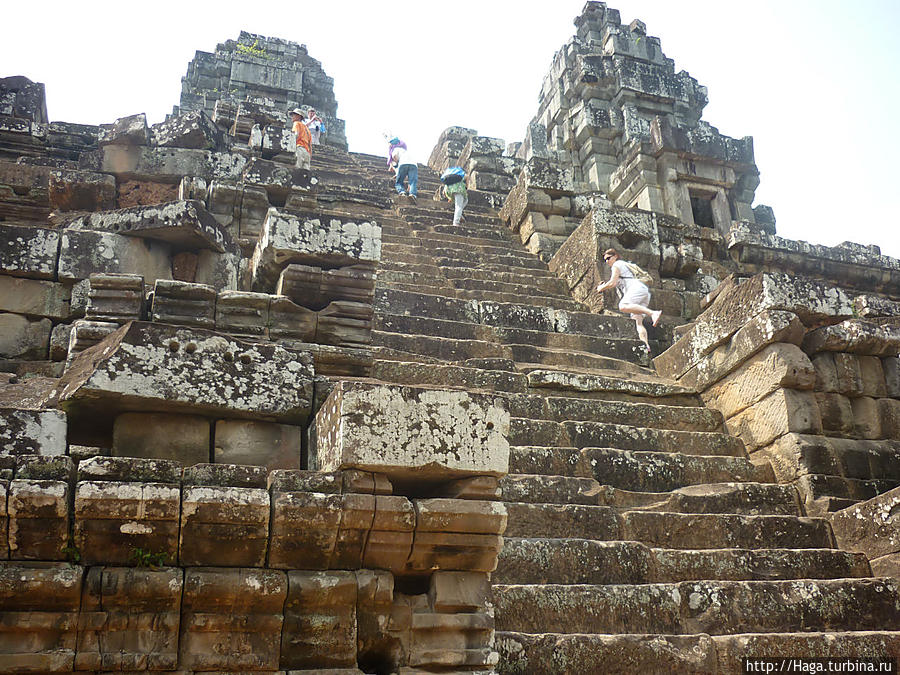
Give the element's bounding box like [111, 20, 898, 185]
[624, 261, 653, 286]
[319, 121, 326, 135]
[440, 166, 466, 184]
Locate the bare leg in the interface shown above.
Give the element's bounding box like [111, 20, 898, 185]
[631, 313, 650, 349]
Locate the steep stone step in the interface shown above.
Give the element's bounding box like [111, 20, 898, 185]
[494, 539, 871, 585]
[493, 578, 900, 635]
[375, 288, 479, 323]
[620, 511, 833, 549]
[448, 276, 570, 298]
[434, 253, 549, 271]
[377, 261, 446, 278]
[450, 289, 586, 312]
[561, 421, 746, 456]
[441, 266, 561, 283]
[494, 324, 642, 348]
[374, 314, 497, 341]
[545, 396, 723, 431]
[500, 475, 798, 515]
[411, 231, 522, 249]
[526, 369, 697, 402]
[371, 360, 527, 393]
[372, 331, 513, 362]
[508, 343, 646, 370]
[495, 631, 900, 675]
[376, 269, 453, 288]
[505, 502, 830, 548]
[508, 447, 772, 491]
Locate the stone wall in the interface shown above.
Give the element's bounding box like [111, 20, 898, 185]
[655, 273, 900, 516]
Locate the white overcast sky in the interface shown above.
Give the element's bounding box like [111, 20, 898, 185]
[4, 0, 899, 258]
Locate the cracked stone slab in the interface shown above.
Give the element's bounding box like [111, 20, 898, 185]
[0, 224, 59, 280]
[314, 381, 510, 481]
[52, 321, 314, 422]
[63, 200, 232, 253]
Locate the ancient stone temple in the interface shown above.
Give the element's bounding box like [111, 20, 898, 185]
[1, 2, 899, 672]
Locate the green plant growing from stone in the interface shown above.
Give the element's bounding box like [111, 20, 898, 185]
[237, 39, 269, 59]
[61, 542, 81, 564]
[129, 546, 167, 568]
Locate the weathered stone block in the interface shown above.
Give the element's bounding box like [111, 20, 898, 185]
[830, 485, 900, 559]
[656, 274, 853, 381]
[74, 566, 182, 670]
[0, 275, 71, 320]
[884, 356, 900, 398]
[833, 353, 865, 397]
[0, 224, 58, 279]
[812, 352, 839, 393]
[315, 382, 509, 481]
[428, 571, 491, 613]
[55, 322, 314, 422]
[700, 343, 815, 419]
[278, 263, 376, 309]
[151, 110, 222, 150]
[522, 157, 574, 195]
[58, 229, 173, 285]
[64, 199, 231, 253]
[66, 319, 119, 363]
[363, 495, 415, 572]
[407, 498, 506, 573]
[215, 290, 269, 337]
[251, 208, 381, 291]
[0, 312, 51, 359]
[8, 479, 69, 560]
[815, 392, 854, 435]
[0, 562, 82, 670]
[281, 570, 357, 669]
[74, 480, 180, 566]
[851, 397, 882, 440]
[179, 484, 269, 566]
[112, 412, 210, 464]
[726, 389, 822, 452]
[77, 456, 182, 483]
[0, 408, 66, 456]
[179, 567, 286, 671]
[85, 272, 144, 323]
[48, 169, 116, 212]
[150, 279, 216, 328]
[802, 320, 900, 357]
[268, 490, 342, 569]
[98, 113, 149, 146]
[213, 419, 302, 470]
[269, 295, 318, 341]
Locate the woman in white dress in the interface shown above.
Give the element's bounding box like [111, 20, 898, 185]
[596, 247, 662, 353]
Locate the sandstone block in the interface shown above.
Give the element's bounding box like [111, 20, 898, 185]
[66, 319, 119, 362]
[0, 313, 51, 359]
[879, 398, 900, 438]
[700, 343, 815, 419]
[179, 567, 286, 671]
[268, 295, 318, 340]
[55, 322, 314, 422]
[98, 113, 149, 146]
[428, 571, 491, 613]
[179, 484, 269, 566]
[50, 323, 72, 361]
[833, 352, 865, 397]
[64, 199, 231, 252]
[74, 480, 180, 565]
[830, 485, 900, 559]
[815, 392, 854, 434]
[48, 168, 116, 212]
[151, 110, 222, 150]
[268, 490, 342, 569]
[725, 389, 822, 452]
[77, 456, 182, 483]
[277, 263, 376, 309]
[213, 419, 302, 470]
[316, 301, 373, 346]
[0, 223, 59, 279]
[522, 157, 574, 195]
[812, 352, 839, 392]
[884, 356, 900, 397]
[8, 479, 69, 560]
[363, 495, 415, 572]
[250, 208, 381, 292]
[215, 290, 269, 337]
[858, 355, 888, 397]
[150, 279, 216, 328]
[85, 273, 144, 323]
[656, 274, 853, 381]
[183, 462, 267, 488]
[314, 382, 510, 481]
[74, 566, 182, 671]
[0, 408, 66, 456]
[112, 412, 210, 464]
[672, 310, 806, 392]
[0, 276, 71, 320]
[0, 562, 82, 670]
[356, 569, 396, 666]
[851, 396, 882, 439]
[173, 250, 199, 281]
[58, 229, 173, 285]
[281, 570, 357, 669]
[802, 319, 900, 357]
[407, 499, 506, 573]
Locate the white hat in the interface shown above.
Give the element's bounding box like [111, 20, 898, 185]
[289, 108, 304, 116]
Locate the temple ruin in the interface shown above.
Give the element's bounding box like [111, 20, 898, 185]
[1, 3, 899, 672]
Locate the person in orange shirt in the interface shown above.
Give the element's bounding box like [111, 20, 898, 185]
[289, 108, 311, 169]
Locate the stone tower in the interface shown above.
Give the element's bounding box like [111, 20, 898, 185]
[178, 31, 348, 149]
[521, 1, 767, 237]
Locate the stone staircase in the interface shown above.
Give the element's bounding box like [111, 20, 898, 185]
[312, 149, 900, 673]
